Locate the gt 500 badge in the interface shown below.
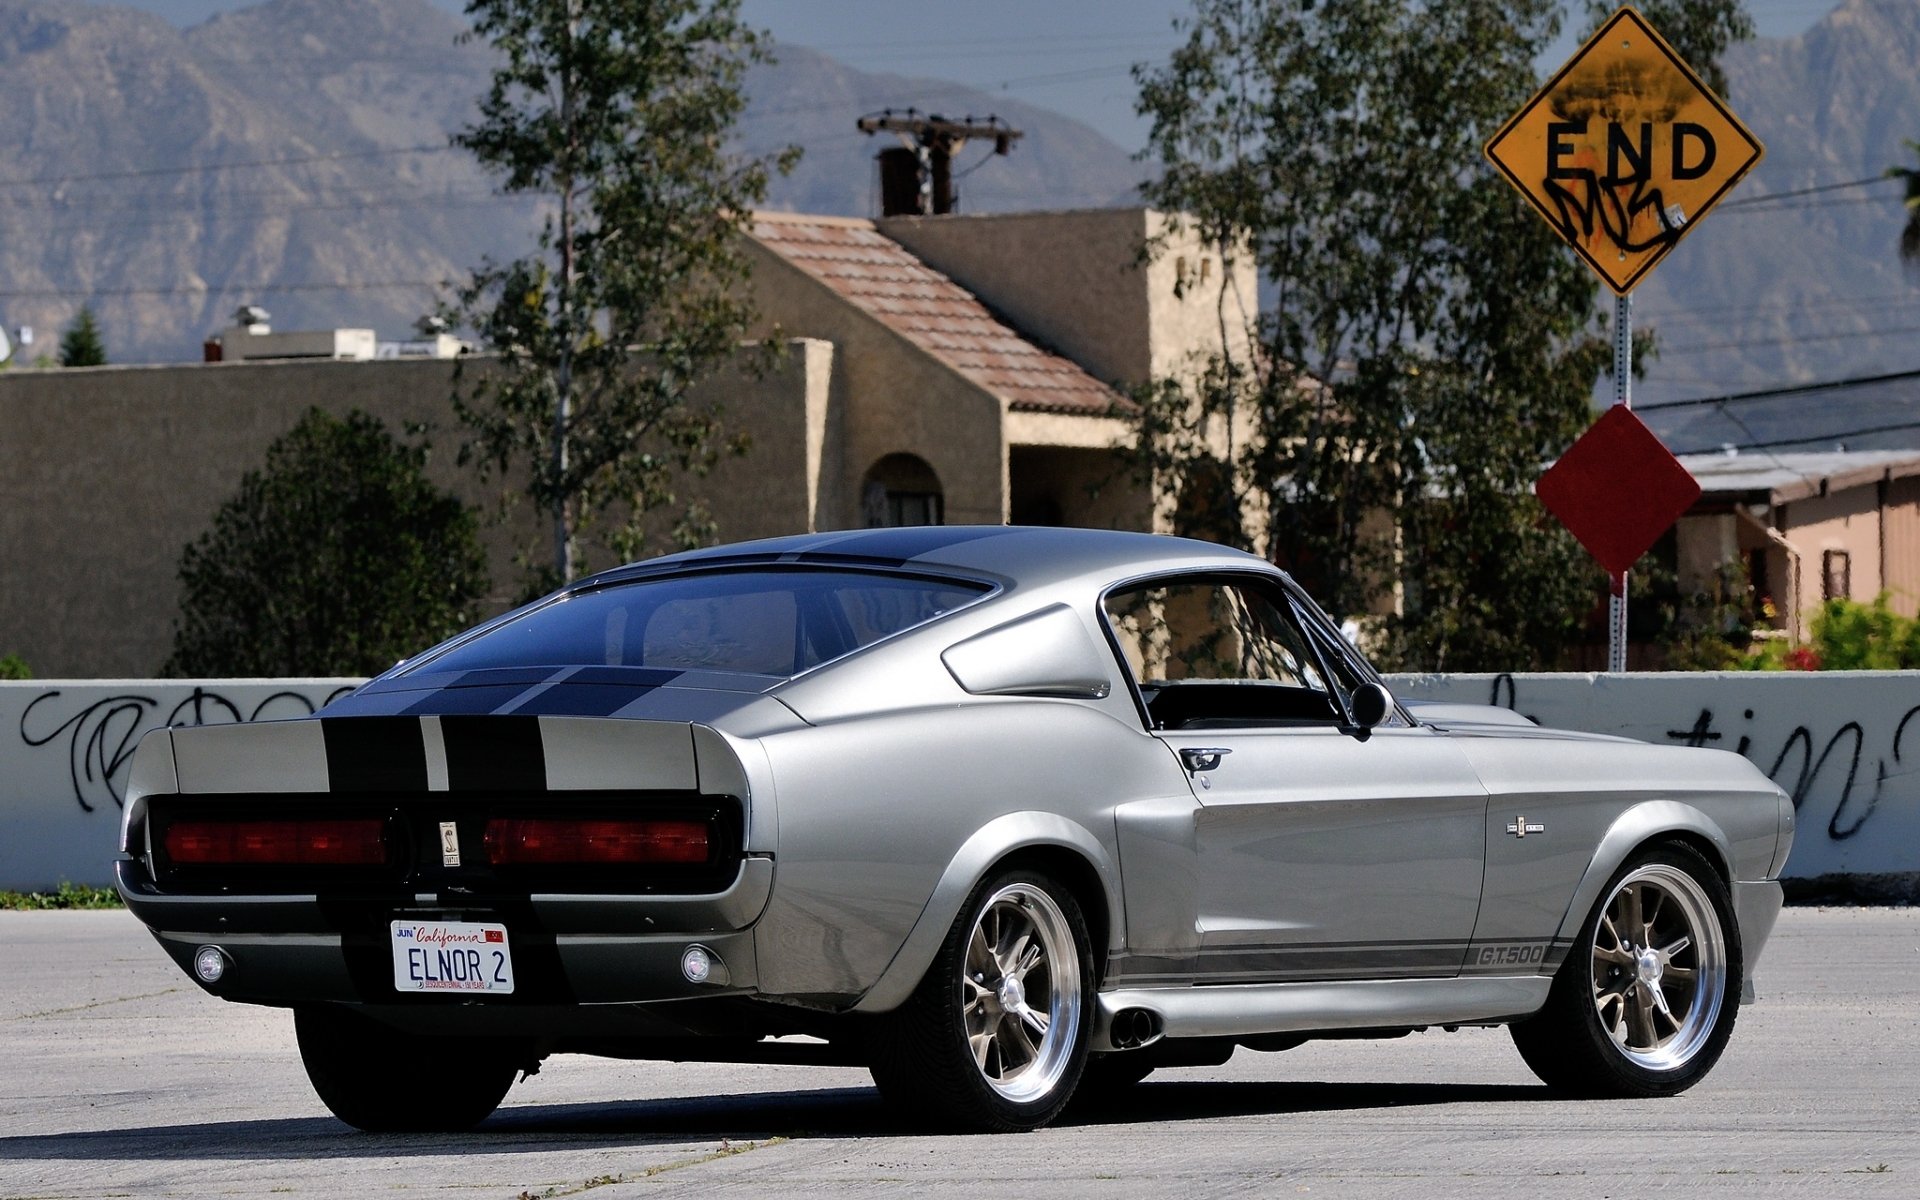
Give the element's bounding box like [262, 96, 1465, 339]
[1476, 943, 1547, 967]
[440, 821, 461, 867]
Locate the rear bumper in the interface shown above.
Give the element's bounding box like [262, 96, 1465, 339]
[116, 856, 773, 1009]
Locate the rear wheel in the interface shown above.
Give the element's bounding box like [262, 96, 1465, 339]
[868, 870, 1094, 1131]
[1511, 844, 1740, 1098]
[295, 1005, 524, 1131]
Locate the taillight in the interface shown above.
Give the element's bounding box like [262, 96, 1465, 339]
[162, 818, 388, 866]
[483, 818, 710, 865]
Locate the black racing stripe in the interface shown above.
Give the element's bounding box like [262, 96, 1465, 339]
[440, 715, 546, 792]
[563, 666, 685, 687]
[506, 684, 657, 718]
[451, 667, 566, 688]
[400, 685, 535, 716]
[1191, 944, 1467, 979]
[322, 717, 428, 793]
[796, 526, 1019, 565]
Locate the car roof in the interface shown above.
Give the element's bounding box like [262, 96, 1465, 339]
[582, 526, 1275, 594]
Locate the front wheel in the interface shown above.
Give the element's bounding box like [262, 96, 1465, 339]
[1511, 843, 1741, 1098]
[295, 1005, 524, 1131]
[868, 870, 1094, 1131]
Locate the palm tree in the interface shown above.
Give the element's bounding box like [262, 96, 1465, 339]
[1894, 140, 1920, 265]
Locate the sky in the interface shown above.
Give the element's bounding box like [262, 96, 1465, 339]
[101, 0, 1845, 151]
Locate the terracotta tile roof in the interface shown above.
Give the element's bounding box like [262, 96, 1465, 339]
[750, 213, 1129, 417]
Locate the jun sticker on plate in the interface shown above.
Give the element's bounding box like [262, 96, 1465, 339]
[390, 920, 515, 994]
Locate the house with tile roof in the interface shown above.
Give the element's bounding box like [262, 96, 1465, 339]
[738, 207, 1255, 534]
[0, 206, 1252, 676]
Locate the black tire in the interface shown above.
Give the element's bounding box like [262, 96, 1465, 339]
[1511, 842, 1741, 1098]
[868, 869, 1095, 1132]
[295, 1005, 523, 1132]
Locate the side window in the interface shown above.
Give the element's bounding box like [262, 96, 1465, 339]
[1102, 579, 1342, 729]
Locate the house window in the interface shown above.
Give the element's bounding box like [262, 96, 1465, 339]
[861, 453, 944, 528]
[1822, 549, 1851, 601]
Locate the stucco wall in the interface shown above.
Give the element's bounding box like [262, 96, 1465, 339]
[878, 207, 1255, 388]
[0, 346, 828, 677]
[1781, 487, 1885, 612]
[1386, 671, 1920, 897]
[1884, 475, 1920, 615]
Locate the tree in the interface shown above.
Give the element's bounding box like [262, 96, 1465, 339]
[59, 305, 107, 367]
[1130, 0, 1752, 672]
[166, 409, 489, 678]
[1892, 140, 1920, 265]
[452, 0, 797, 590]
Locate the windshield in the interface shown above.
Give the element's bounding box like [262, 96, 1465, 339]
[409, 569, 990, 679]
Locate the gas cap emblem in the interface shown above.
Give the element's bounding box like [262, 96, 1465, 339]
[439, 820, 462, 867]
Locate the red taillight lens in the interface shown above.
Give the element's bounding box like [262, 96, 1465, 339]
[483, 818, 710, 865]
[162, 818, 388, 866]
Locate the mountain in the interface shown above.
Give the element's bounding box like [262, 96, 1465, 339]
[6, 0, 1918, 430]
[0, 0, 1142, 363]
[1633, 0, 1920, 454]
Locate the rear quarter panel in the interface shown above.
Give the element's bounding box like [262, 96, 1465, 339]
[748, 697, 1185, 1001]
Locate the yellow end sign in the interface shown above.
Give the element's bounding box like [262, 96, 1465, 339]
[1484, 6, 1764, 294]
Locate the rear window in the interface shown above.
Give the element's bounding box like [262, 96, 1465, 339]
[410, 569, 990, 678]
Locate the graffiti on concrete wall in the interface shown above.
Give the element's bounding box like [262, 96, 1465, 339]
[1475, 673, 1920, 847]
[1388, 671, 1920, 882]
[15, 685, 356, 814]
[1658, 702, 1918, 845]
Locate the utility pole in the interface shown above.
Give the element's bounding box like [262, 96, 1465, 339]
[856, 109, 1023, 216]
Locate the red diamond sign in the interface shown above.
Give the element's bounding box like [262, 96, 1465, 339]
[1537, 406, 1700, 575]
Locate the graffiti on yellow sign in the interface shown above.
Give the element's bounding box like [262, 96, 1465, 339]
[1484, 6, 1763, 294]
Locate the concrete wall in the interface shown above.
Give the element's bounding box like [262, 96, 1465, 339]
[1386, 671, 1920, 898]
[0, 345, 829, 678]
[0, 680, 356, 892]
[10, 672, 1917, 896]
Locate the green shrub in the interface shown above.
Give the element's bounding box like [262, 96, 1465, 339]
[0, 882, 122, 909]
[0, 653, 29, 679]
[165, 408, 490, 677]
[1811, 594, 1920, 671]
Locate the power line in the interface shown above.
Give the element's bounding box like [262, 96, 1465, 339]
[1637, 367, 1920, 412]
[0, 144, 457, 190]
[1639, 289, 1920, 323]
[1672, 418, 1920, 456]
[1657, 321, 1920, 356]
[0, 280, 447, 301]
[1718, 174, 1896, 210]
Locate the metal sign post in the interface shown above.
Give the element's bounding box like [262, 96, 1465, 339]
[1609, 292, 1632, 673]
[1486, 5, 1764, 674]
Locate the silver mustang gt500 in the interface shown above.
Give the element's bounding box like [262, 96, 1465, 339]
[117, 527, 1793, 1132]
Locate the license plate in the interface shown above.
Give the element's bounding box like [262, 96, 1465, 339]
[390, 920, 515, 994]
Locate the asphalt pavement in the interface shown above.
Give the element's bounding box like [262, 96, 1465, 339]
[1, 907, 1915, 1199]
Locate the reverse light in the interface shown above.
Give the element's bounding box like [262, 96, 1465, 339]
[162, 818, 388, 866]
[483, 818, 710, 866]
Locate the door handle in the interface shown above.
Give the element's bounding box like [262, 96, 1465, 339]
[1180, 747, 1232, 773]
